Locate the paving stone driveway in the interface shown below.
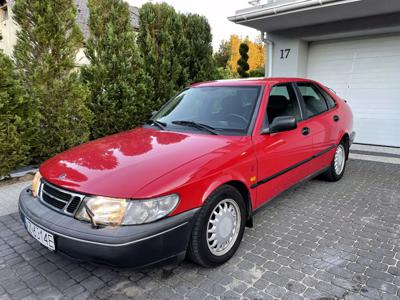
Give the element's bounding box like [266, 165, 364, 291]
[0, 159, 400, 300]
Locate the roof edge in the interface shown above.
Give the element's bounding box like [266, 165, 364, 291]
[228, 0, 359, 23]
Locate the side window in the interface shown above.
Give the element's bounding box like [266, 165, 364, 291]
[297, 83, 329, 118]
[319, 86, 337, 109]
[267, 84, 302, 124]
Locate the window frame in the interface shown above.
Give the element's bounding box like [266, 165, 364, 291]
[263, 82, 305, 130]
[294, 82, 331, 120]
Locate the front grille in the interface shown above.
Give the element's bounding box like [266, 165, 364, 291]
[66, 196, 81, 213]
[39, 180, 84, 216]
[43, 183, 71, 202]
[42, 192, 66, 209]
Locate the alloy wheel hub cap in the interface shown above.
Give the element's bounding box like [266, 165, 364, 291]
[207, 199, 241, 256]
[334, 145, 346, 175]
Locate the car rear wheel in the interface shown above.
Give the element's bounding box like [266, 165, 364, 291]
[322, 140, 348, 181]
[187, 185, 246, 267]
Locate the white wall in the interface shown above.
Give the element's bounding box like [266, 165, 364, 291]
[0, 7, 17, 56]
[267, 33, 308, 78]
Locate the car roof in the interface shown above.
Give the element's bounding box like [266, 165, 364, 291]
[190, 77, 314, 88]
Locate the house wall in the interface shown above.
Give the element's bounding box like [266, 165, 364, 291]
[0, 6, 17, 56]
[76, 48, 89, 66]
[267, 33, 308, 78]
[0, 10, 88, 65]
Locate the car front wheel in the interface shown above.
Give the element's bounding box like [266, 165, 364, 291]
[188, 185, 246, 267]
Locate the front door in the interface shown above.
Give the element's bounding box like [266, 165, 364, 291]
[252, 83, 315, 209]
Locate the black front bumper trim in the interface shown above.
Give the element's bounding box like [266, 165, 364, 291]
[19, 187, 199, 268]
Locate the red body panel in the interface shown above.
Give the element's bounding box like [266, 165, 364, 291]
[39, 78, 354, 217]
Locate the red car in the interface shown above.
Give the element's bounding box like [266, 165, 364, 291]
[19, 78, 355, 268]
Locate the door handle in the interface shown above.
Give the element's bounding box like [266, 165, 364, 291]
[333, 115, 340, 122]
[302, 127, 310, 136]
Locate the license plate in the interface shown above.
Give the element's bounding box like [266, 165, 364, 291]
[25, 217, 55, 251]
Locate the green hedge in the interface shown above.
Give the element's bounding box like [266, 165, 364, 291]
[0, 51, 36, 177]
[249, 67, 265, 78]
[12, 0, 92, 163]
[0, 0, 218, 177]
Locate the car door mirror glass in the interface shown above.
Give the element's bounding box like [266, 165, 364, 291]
[263, 116, 297, 134]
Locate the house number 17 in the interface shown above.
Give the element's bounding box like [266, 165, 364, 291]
[280, 49, 291, 59]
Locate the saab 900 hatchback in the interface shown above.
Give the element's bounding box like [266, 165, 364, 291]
[19, 78, 355, 268]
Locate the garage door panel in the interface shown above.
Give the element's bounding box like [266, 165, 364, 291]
[356, 119, 400, 148]
[307, 34, 400, 147]
[353, 58, 400, 72]
[356, 46, 400, 58]
[309, 46, 356, 58]
[308, 62, 353, 75]
[349, 79, 400, 89]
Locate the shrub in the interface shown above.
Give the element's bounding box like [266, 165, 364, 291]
[216, 67, 238, 80]
[138, 3, 187, 111]
[237, 43, 250, 78]
[249, 67, 265, 78]
[0, 51, 36, 176]
[13, 0, 92, 162]
[181, 14, 217, 85]
[82, 0, 152, 139]
[214, 40, 231, 69]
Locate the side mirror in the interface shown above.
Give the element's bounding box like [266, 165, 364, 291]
[262, 116, 297, 134]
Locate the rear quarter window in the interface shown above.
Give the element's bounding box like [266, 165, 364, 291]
[297, 82, 329, 118]
[318, 86, 337, 109]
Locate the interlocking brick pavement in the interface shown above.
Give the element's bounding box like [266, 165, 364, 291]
[0, 159, 399, 299]
[0, 182, 30, 217]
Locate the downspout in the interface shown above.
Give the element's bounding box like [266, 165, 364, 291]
[262, 32, 273, 78]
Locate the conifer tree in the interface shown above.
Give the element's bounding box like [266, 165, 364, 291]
[237, 43, 250, 78]
[12, 0, 92, 162]
[138, 3, 187, 110]
[82, 0, 151, 139]
[0, 50, 37, 176]
[214, 40, 231, 69]
[181, 14, 217, 84]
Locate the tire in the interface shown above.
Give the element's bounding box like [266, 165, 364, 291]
[187, 185, 246, 267]
[321, 139, 348, 182]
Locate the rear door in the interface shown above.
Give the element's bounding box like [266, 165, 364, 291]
[295, 82, 338, 168]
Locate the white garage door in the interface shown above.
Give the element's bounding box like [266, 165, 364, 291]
[307, 34, 400, 147]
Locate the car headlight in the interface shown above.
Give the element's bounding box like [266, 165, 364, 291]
[75, 194, 179, 226]
[32, 172, 42, 198]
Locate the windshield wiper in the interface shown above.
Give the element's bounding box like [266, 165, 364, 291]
[171, 120, 219, 135]
[146, 119, 167, 130]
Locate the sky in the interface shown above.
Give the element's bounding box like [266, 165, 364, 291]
[125, 0, 260, 51]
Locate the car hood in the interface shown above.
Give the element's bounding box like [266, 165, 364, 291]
[40, 127, 243, 198]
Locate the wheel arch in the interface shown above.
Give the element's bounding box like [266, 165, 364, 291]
[223, 180, 254, 228]
[340, 132, 350, 160]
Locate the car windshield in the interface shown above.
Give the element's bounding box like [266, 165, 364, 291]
[154, 86, 261, 135]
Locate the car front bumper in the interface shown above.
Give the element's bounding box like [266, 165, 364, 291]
[18, 187, 199, 268]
